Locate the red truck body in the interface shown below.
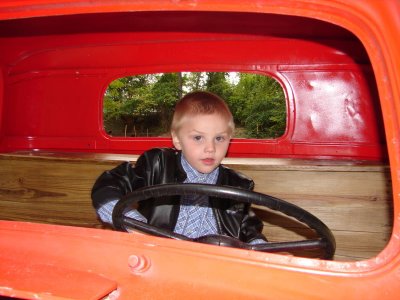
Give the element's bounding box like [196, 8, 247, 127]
[0, 1, 399, 299]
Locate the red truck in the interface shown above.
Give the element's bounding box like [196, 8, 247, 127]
[0, 1, 399, 299]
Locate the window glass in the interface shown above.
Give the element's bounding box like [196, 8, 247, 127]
[103, 72, 286, 138]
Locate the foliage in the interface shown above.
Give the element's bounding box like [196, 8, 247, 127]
[231, 73, 286, 138]
[103, 72, 286, 138]
[150, 73, 183, 132]
[205, 72, 233, 101]
[104, 75, 151, 120]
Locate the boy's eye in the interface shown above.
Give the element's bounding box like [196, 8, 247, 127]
[193, 135, 203, 141]
[216, 136, 226, 142]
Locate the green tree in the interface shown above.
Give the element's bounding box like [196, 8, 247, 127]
[104, 75, 152, 135]
[231, 73, 286, 138]
[205, 72, 233, 101]
[184, 72, 206, 91]
[150, 73, 183, 133]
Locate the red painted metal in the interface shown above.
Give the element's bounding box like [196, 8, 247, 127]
[1, 220, 400, 300]
[0, 6, 386, 159]
[0, 1, 399, 299]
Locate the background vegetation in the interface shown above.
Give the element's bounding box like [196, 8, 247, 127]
[104, 72, 286, 138]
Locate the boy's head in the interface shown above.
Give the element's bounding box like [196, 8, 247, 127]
[171, 91, 235, 135]
[170, 91, 234, 174]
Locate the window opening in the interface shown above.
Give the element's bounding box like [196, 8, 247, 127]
[103, 72, 286, 139]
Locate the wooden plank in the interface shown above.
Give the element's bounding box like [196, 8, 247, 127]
[0, 152, 393, 261]
[0, 156, 107, 228]
[243, 167, 393, 261]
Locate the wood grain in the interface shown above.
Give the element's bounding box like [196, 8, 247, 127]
[0, 152, 393, 261]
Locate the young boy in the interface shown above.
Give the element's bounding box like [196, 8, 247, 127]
[91, 91, 267, 244]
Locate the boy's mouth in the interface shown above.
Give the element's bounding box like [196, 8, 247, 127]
[201, 158, 215, 165]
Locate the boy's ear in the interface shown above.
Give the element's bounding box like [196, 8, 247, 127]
[171, 132, 182, 150]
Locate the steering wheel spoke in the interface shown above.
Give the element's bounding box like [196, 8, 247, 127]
[250, 238, 328, 253]
[121, 215, 191, 241]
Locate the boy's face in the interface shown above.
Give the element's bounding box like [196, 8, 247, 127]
[172, 113, 231, 174]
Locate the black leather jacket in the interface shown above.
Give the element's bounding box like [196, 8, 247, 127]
[91, 148, 266, 243]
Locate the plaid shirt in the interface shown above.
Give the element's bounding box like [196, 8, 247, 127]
[173, 156, 219, 238]
[97, 156, 218, 238]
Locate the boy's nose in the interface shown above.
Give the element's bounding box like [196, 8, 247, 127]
[205, 140, 216, 153]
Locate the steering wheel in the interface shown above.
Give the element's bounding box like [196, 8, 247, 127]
[112, 183, 336, 259]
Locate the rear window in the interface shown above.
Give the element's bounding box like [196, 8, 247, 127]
[103, 72, 286, 139]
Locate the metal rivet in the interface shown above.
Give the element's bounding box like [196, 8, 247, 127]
[128, 255, 151, 273]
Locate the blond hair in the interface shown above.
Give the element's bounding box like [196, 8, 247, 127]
[170, 91, 235, 135]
